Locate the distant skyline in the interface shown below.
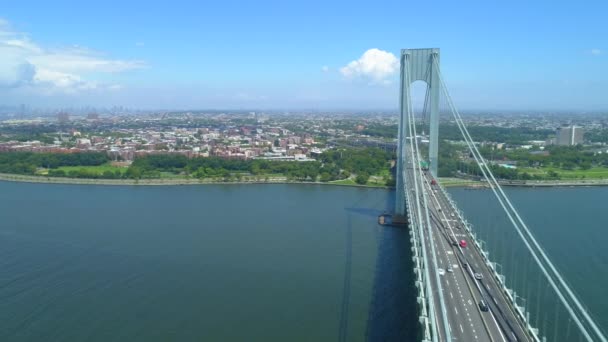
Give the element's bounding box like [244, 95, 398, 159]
[1, 1, 607, 111]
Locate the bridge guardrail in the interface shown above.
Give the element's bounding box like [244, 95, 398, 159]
[403, 175, 433, 342]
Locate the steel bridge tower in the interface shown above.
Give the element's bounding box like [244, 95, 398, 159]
[395, 48, 440, 216]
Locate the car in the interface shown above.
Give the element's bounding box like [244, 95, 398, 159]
[447, 266, 453, 273]
[459, 240, 467, 248]
[438, 269, 446, 276]
[478, 300, 489, 312]
[474, 273, 483, 280]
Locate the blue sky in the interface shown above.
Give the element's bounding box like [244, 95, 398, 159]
[1, 0, 606, 110]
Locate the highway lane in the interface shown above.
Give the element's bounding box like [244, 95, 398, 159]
[418, 172, 497, 341]
[425, 171, 532, 342]
[402, 137, 531, 341]
[406, 161, 493, 342]
[404, 164, 449, 341]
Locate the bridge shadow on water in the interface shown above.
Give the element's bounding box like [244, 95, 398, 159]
[340, 191, 419, 342]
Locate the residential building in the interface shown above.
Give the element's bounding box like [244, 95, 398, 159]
[555, 125, 584, 146]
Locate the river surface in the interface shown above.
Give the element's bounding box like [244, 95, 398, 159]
[0, 182, 606, 341]
[0, 182, 416, 342]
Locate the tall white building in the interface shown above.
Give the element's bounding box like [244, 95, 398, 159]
[555, 126, 584, 146]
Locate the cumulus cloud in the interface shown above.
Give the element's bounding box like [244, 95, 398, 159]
[340, 48, 398, 83]
[0, 62, 36, 88]
[0, 18, 145, 93]
[590, 48, 601, 55]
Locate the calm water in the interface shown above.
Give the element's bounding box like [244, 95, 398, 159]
[1, 182, 606, 341]
[0, 182, 417, 342]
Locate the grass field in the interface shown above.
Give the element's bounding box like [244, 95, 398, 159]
[518, 167, 608, 179]
[34, 163, 127, 176]
[328, 176, 388, 187]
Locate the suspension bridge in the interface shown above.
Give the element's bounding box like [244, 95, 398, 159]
[393, 48, 607, 342]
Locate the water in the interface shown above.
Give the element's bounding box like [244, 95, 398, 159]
[2, 182, 606, 341]
[449, 186, 608, 340]
[0, 182, 417, 342]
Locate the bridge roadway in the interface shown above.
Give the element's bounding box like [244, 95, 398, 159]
[406, 161, 532, 341]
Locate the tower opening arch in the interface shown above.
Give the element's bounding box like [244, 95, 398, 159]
[395, 48, 440, 215]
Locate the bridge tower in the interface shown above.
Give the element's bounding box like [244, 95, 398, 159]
[395, 48, 440, 215]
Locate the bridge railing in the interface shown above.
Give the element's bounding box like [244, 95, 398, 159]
[402, 147, 433, 341]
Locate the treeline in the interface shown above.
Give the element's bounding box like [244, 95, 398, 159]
[125, 147, 394, 184]
[584, 128, 608, 143]
[439, 124, 553, 145]
[361, 124, 399, 138]
[0, 125, 59, 144]
[0, 152, 108, 175]
[318, 147, 393, 184]
[0, 147, 394, 185]
[477, 145, 608, 170]
[357, 123, 553, 145]
[127, 154, 325, 181]
[439, 144, 608, 180]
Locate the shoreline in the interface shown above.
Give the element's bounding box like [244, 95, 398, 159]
[0, 173, 391, 189]
[441, 178, 608, 188]
[1, 173, 608, 188]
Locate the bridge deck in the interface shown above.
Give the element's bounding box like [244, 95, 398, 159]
[404, 143, 532, 342]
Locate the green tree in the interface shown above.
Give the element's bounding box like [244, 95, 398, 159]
[355, 172, 370, 185]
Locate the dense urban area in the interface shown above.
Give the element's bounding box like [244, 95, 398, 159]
[1, 107, 608, 186]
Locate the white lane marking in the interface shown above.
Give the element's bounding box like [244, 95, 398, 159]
[454, 307, 458, 314]
[488, 309, 508, 342]
[450, 292, 454, 299]
[460, 324, 464, 333]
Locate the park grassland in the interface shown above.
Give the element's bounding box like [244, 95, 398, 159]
[54, 164, 126, 175]
[26, 161, 391, 188]
[50, 165, 190, 179]
[518, 166, 608, 180]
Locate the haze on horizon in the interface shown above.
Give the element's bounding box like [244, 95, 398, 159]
[0, 0, 606, 112]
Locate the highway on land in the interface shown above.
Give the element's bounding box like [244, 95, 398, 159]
[404, 143, 532, 341]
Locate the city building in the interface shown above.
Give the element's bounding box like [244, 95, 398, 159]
[555, 125, 584, 146]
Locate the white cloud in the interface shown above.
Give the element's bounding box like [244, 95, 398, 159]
[340, 48, 398, 83]
[321, 65, 329, 72]
[135, 42, 145, 47]
[590, 48, 601, 55]
[0, 18, 145, 93]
